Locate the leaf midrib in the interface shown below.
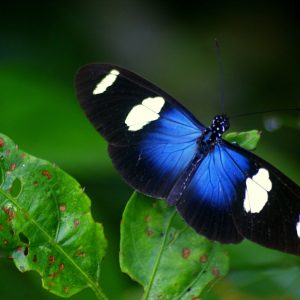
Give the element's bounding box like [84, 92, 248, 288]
[142, 209, 177, 300]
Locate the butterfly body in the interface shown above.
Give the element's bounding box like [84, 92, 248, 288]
[76, 64, 300, 256]
[197, 114, 230, 154]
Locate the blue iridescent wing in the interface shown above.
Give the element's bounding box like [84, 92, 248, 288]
[175, 142, 246, 243]
[176, 140, 300, 254]
[75, 64, 204, 198]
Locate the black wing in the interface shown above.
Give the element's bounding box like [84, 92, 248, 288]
[227, 141, 300, 255]
[75, 64, 205, 198]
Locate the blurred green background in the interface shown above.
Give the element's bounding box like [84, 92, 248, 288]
[1, 1, 299, 299]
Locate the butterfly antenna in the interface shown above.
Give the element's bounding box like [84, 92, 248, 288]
[229, 108, 300, 119]
[214, 39, 225, 114]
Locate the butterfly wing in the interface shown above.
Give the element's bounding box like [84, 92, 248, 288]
[75, 64, 205, 198]
[225, 141, 300, 255]
[176, 140, 300, 254]
[175, 142, 246, 244]
[76, 63, 300, 255]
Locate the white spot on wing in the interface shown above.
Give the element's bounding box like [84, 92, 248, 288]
[93, 69, 120, 95]
[296, 216, 300, 238]
[243, 168, 272, 213]
[125, 96, 165, 131]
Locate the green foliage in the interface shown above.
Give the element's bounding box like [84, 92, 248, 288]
[0, 134, 107, 299]
[224, 130, 261, 151]
[2, 4, 300, 299]
[1, 126, 299, 300]
[120, 192, 229, 300]
[0, 129, 263, 299]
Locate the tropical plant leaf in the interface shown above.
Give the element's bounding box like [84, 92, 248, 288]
[120, 192, 229, 300]
[0, 134, 107, 299]
[224, 130, 261, 151]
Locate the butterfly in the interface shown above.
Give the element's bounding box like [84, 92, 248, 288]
[75, 63, 300, 256]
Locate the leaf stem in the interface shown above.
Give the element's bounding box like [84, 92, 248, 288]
[142, 209, 177, 300]
[91, 285, 109, 300]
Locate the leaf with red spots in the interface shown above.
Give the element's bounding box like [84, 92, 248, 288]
[0, 134, 107, 299]
[120, 192, 229, 300]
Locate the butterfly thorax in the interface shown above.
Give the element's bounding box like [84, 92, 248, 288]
[197, 115, 230, 154]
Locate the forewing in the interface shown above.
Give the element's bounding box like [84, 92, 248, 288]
[75, 64, 204, 198]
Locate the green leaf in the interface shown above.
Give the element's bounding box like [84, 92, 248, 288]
[0, 134, 107, 299]
[224, 130, 261, 150]
[120, 192, 229, 300]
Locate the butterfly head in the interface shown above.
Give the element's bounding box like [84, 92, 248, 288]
[211, 114, 230, 137]
[198, 115, 230, 153]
